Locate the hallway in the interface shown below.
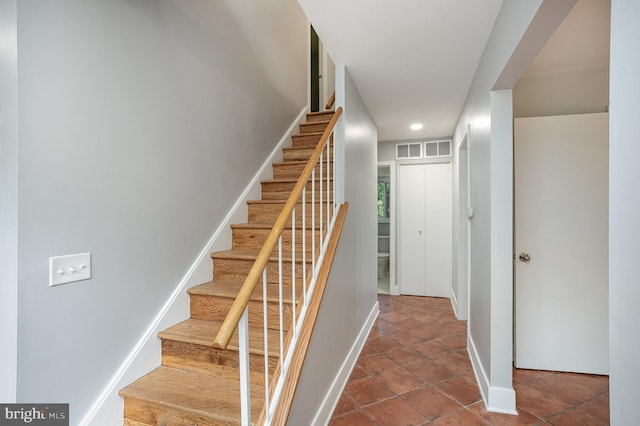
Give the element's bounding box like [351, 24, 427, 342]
[329, 295, 609, 425]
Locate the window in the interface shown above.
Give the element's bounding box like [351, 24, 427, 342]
[377, 178, 390, 219]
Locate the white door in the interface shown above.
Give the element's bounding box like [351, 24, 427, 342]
[514, 113, 609, 374]
[399, 163, 452, 297]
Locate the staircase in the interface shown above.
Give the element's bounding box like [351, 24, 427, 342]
[119, 110, 336, 426]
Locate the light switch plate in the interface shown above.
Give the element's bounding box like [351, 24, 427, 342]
[50, 253, 91, 286]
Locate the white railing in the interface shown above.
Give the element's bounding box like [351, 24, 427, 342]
[212, 107, 343, 425]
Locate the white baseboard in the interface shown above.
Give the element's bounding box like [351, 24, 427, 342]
[80, 107, 308, 426]
[467, 333, 517, 416]
[450, 287, 459, 319]
[310, 301, 380, 426]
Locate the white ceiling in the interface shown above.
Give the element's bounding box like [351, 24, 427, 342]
[298, 0, 504, 141]
[299, 0, 610, 142]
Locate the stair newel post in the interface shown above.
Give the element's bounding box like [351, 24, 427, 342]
[238, 306, 251, 426]
[262, 268, 271, 424]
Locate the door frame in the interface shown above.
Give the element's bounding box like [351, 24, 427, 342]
[378, 161, 398, 295]
[455, 130, 471, 320]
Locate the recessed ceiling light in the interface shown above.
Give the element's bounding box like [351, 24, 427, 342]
[410, 123, 423, 130]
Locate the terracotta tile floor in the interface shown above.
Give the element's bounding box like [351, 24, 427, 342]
[329, 294, 610, 425]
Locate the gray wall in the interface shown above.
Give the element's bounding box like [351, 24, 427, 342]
[0, 0, 18, 403]
[288, 67, 378, 425]
[452, 0, 576, 411]
[378, 137, 452, 163]
[609, 0, 640, 422]
[15, 1, 307, 423]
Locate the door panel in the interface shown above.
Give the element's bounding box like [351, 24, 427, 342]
[425, 163, 452, 297]
[514, 113, 609, 374]
[399, 163, 452, 297]
[399, 164, 426, 296]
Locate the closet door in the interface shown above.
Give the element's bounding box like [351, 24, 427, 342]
[399, 164, 426, 295]
[399, 163, 452, 297]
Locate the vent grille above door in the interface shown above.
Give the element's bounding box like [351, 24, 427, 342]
[396, 143, 422, 159]
[424, 140, 452, 157]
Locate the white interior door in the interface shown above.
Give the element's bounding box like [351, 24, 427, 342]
[514, 113, 609, 374]
[399, 163, 452, 297]
[400, 164, 426, 296]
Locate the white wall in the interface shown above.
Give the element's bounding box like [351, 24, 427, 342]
[15, 1, 307, 423]
[514, 66, 609, 117]
[452, 0, 576, 413]
[288, 66, 378, 425]
[0, 0, 18, 403]
[609, 0, 640, 423]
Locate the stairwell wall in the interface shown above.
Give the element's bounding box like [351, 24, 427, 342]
[15, 1, 307, 424]
[287, 66, 379, 425]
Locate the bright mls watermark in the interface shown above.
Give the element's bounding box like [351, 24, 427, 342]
[0, 404, 68, 425]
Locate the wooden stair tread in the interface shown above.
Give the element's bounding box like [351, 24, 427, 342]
[261, 177, 333, 184]
[272, 159, 333, 166]
[247, 199, 312, 205]
[158, 318, 279, 357]
[300, 119, 331, 125]
[188, 280, 301, 303]
[231, 223, 287, 230]
[230, 223, 318, 230]
[306, 110, 334, 118]
[282, 145, 331, 151]
[119, 366, 264, 423]
[210, 249, 310, 263]
[292, 131, 324, 137]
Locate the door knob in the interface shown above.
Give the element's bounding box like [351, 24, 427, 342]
[518, 253, 531, 262]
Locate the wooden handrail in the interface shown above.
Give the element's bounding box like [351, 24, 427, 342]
[212, 106, 343, 350]
[325, 92, 335, 110]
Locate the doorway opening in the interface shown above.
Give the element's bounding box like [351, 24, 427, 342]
[377, 164, 393, 294]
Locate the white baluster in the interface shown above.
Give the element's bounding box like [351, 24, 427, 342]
[291, 208, 296, 334]
[319, 152, 324, 259]
[262, 269, 270, 424]
[311, 169, 316, 274]
[239, 307, 251, 426]
[278, 236, 284, 373]
[302, 188, 307, 302]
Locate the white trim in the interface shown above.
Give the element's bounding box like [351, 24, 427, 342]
[450, 286, 459, 318]
[310, 301, 379, 426]
[468, 334, 517, 415]
[487, 386, 517, 415]
[80, 107, 308, 426]
[468, 333, 490, 410]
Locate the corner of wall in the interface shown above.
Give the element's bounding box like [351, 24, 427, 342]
[468, 334, 517, 415]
